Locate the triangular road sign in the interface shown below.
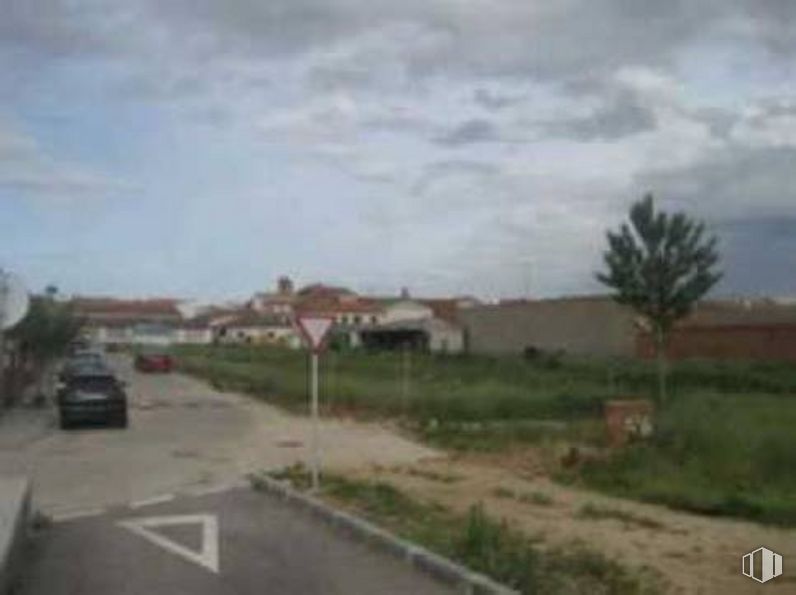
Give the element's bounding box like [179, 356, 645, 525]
[297, 316, 335, 352]
[118, 514, 219, 574]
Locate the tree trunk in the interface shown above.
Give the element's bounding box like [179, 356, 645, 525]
[655, 325, 668, 406]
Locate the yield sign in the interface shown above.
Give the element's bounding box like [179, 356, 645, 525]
[118, 514, 220, 574]
[296, 315, 335, 353]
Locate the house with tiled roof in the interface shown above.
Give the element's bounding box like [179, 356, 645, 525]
[239, 279, 471, 352]
[216, 311, 300, 347]
[72, 297, 190, 345]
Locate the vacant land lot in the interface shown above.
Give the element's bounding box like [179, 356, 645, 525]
[175, 345, 796, 526]
[323, 458, 796, 594]
[259, 465, 658, 594]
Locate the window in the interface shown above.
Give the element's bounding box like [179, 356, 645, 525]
[354, 315, 362, 325]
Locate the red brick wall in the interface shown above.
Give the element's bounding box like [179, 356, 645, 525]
[636, 324, 796, 362]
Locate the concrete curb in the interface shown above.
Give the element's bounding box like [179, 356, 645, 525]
[250, 473, 517, 595]
[0, 477, 32, 595]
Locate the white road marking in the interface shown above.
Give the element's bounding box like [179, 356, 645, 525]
[118, 514, 220, 573]
[130, 494, 175, 509]
[52, 508, 106, 523]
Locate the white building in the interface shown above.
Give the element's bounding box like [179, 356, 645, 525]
[357, 298, 465, 353]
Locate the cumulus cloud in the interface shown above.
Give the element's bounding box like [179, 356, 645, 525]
[434, 118, 501, 146]
[637, 144, 796, 221]
[1, 0, 795, 297]
[542, 90, 657, 141]
[130, 1, 796, 83]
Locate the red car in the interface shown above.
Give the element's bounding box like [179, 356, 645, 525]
[134, 351, 174, 373]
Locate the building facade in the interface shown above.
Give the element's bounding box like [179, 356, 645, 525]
[460, 296, 637, 358]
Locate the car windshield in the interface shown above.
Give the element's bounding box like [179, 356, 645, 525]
[69, 352, 103, 364]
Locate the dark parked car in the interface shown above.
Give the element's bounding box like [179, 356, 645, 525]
[57, 365, 128, 429]
[67, 338, 91, 356]
[134, 350, 174, 373]
[60, 349, 106, 381]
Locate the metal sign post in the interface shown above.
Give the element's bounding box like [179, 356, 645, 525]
[296, 315, 334, 492]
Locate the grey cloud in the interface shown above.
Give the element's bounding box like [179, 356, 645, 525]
[741, 0, 796, 56]
[542, 90, 657, 141]
[635, 145, 796, 220]
[0, 1, 111, 57]
[747, 98, 796, 122]
[473, 88, 522, 111]
[711, 215, 796, 297]
[4, 1, 796, 107]
[434, 118, 500, 146]
[694, 107, 738, 139]
[411, 159, 498, 195]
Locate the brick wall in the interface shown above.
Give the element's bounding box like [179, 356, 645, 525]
[637, 324, 796, 362]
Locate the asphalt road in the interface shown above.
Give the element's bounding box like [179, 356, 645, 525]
[18, 485, 455, 595]
[0, 354, 437, 517]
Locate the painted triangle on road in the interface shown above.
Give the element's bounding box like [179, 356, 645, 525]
[118, 514, 219, 574]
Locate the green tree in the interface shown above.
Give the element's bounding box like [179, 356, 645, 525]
[9, 289, 83, 397]
[597, 194, 722, 403]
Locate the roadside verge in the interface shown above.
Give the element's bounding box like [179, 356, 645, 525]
[250, 473, 517, 595]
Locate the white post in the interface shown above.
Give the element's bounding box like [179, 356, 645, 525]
[310, 351, 320, 492]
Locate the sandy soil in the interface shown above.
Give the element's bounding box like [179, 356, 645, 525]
[339, 451, 796, 594]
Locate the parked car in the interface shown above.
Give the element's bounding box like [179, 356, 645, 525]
[60, 349, 107, 381]
[67, 338, 91, 356]
[134, 350, 174, 373]
[57, 364, 128, 429]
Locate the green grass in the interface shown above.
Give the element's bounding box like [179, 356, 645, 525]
[570, 392, 796, 526]
[258, 466, 655, 594]
[178, 345, 796, 525]
[174, 344, 622, 422]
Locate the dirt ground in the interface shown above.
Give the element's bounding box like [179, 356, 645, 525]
[338, 450, 796, 594]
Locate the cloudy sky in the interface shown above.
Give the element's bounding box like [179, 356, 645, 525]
[0, 1, 794, 300]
